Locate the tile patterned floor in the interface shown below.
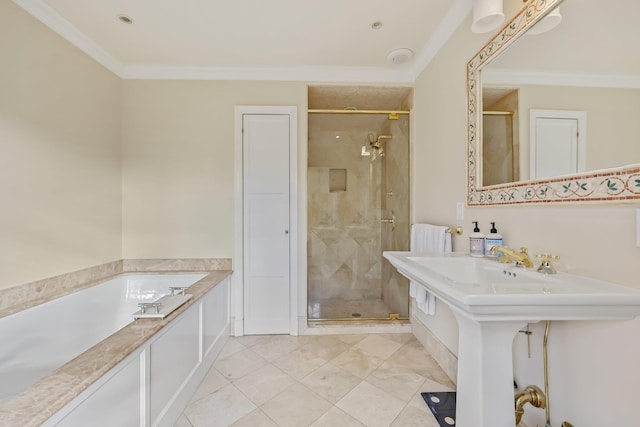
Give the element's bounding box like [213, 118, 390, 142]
[176, 333, 455, 427]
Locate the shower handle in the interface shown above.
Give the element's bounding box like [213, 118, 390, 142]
[381, 212, 396, 225]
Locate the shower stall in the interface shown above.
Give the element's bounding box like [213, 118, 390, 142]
[482, 88, 520, 185]
[307, 87, 411, 322]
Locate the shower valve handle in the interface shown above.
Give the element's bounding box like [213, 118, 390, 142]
[381, 212, 396, 226]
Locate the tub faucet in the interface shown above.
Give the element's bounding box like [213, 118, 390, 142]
[169, 286, 187, 296]
[138, 302, 161, 314]
[489, 246, 534, 268]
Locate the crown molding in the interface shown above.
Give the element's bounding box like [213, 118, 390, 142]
[483, 69, 640, 89]
[13, 0, 124, 76]
[120, 64, 414, 82]
[408, 0, 473, 81]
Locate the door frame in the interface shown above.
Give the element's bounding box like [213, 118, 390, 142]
[234, 106, 299, 336]
[529, 109, 587, 180]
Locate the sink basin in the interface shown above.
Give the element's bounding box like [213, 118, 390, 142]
[408, 255, 551, 286]
[383, 251, 640, 427]
[386, 252, 640, 321]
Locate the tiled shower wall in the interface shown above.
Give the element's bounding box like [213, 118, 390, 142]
[307, 113, 409, 316]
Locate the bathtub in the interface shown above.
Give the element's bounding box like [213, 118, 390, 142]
[0, 271, 231, 426]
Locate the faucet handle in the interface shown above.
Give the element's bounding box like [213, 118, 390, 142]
[515, 247, 534, 268]
[535, 253, 559, 275]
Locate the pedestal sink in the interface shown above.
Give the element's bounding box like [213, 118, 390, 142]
[383, 251, 640, 427]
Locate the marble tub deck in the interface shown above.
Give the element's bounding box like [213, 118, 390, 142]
[0, 268, 232, 427]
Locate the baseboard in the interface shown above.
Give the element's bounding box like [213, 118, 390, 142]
[411, 310, 458, 384]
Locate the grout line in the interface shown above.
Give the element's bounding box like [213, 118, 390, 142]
[183, 333, 448, 426]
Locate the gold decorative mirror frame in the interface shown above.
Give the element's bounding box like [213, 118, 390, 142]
[467, 0, 640, 205]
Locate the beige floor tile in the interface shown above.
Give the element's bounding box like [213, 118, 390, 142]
[366, 365, 427, 402]
[217, 338, 247, 359]
[301, 362, 362, 403]
[188, 367, 230, 404]
[391, 404, 441, 427]
[336, 334, 368, 345]
[248, 335, 301, 361]
[260, 383, 332, 427]
[185, 384, 255, 427]
[330, 347, 384, 379]
[384, 342, 444, 377]
[420, 378, 456, 393]
[232, 364, 295, 406]
[377, 333, 416, 345]
[174, 414, 192, 427]
[214, 348, 266, 380]
[310, 406, 365, 427]
[422, 365, 456, 389]
[406, 391, 433, 413]
[298, 335, 353, 360]
[272, 347, 328, 380]
[336, 381, 407, 427]
[234, 334, 270, 347]
[354, 335, 403, 360]
[230, 409, 279, 427]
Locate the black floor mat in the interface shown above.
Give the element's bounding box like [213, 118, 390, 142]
[421, 392, 456, 426]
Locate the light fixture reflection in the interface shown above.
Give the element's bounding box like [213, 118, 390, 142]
[471, 0, 505, 34]
[526, 6, 562, 35]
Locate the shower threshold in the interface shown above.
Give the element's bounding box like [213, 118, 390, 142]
[308, 316, 410, 325]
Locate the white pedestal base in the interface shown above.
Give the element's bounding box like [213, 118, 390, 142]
[452, 310, 529, 427]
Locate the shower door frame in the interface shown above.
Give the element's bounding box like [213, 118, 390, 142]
[305, 110, 412, 323]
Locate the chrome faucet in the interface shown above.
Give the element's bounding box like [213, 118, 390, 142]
[489, 246, 534, 268]
[138, 302, 161, 314]
[169, 286, 188, 296]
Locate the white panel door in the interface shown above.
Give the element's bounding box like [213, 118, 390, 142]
[243, 114, 290, 334]
[530, 110, 586, 180]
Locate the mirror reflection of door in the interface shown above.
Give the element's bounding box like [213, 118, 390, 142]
[529, 109, 586, 180]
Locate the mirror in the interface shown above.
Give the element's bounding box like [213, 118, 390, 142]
[467, 0, 640, 204]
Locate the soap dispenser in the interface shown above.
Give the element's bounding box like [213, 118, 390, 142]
[485, 222, 503, 257]
[469, 221, 485, 258]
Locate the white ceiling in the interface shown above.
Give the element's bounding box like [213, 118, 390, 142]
[14, 0, 473, 82]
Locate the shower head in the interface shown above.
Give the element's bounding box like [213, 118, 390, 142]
[365, 133, 390, 160]
[369, 134, 392, 148]
[371, 147, 384, 161]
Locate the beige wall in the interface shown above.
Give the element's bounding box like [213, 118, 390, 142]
[121, 80, 307, 259]
[0, 0, 122, 289]
[413, 9, 640, 427]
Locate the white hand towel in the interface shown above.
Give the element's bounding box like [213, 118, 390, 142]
[410, 224, 452, 316]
